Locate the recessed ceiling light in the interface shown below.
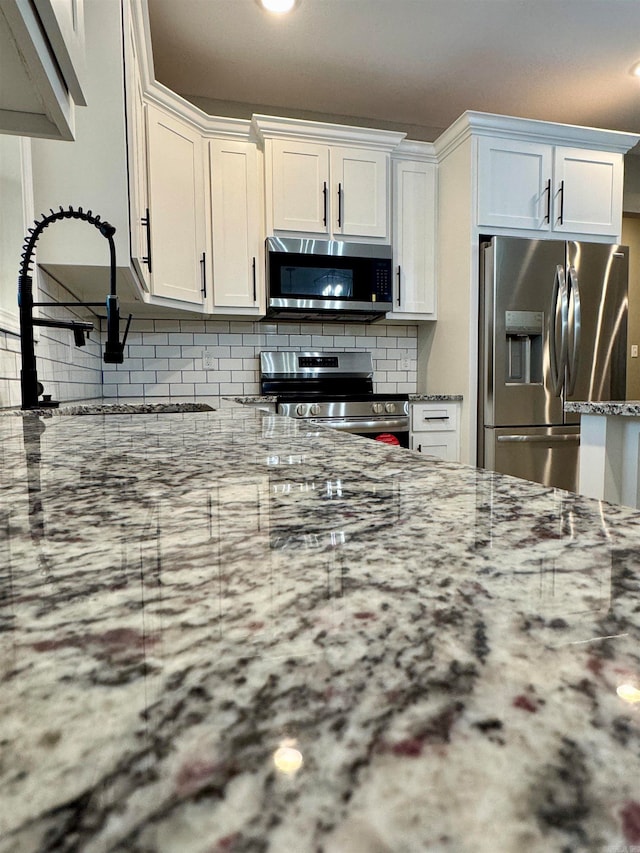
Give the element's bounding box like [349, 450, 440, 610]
[630, 61, 640, 77]
[258, 0, 298, 13]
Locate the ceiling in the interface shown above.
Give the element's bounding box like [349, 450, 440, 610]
[146, 0, 640, 144]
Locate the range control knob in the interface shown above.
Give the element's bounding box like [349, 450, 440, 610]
[372, 402, 384, 414]
[310, 404, 321, 416]
[385, 402, 396, 413]
[296, 404, 308, 417]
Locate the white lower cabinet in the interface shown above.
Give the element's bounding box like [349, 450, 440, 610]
[207, 138, 264, 315]
[410, 402, 460, 461]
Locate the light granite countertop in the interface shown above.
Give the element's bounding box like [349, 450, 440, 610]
[2, 407, 640, 853]
[565, 401, 640, 417]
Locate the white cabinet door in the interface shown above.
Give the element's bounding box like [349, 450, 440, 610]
[270, 139, 389, 239]
[411, 433, 458, 461]
[125, 22, 150, 291]
[552, 147, 623, 237]
[477, 136, 624, 239]
[477, 136, 552, 231]
[331, 147, 389, 238]
[410, 402, 460, 461]
[388, 159, 437, 319]
[209, 139, 264, 314]
[146, 105, 206, 305]
[271, 139, 329, 233]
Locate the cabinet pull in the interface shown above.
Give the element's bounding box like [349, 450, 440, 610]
[337, 182, 343, 228]
[417, 444, 422, 452]
[424, 416, 449, 421]
[397, 265, 401, 305]
[141, 208, 152, 272]
[200, 252, 207, 298]
[322, 181, 328, 227]
[558, 179, 565, 225]
[544, 179, 551, 224]
[252, 256, 257, 302]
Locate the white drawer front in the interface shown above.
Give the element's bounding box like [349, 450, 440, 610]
[411, 403, 458, 433]
[411, 433, 458, 461]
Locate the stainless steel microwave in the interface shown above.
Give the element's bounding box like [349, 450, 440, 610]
[265, 237, 392, 322]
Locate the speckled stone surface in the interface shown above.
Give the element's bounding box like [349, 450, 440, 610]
[2, 407, 640, 853]
[565, 401, 640, 417]
[408, 394, 463, 402]
[1, 401, 216, 418]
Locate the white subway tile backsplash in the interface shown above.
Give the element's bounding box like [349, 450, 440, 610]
[181, 370, 208, 383]
[128, 345, 156, 358]
[142, 333, 170, 345]
[1, 308, 418, 408]
[170, 383, 194, 396]
[145, 383, 170, 397]
[155, 345, 183, 358]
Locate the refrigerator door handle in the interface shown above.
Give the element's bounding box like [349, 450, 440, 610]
[497, 434, 580, 444]
[566, 265, 582, 396]
[549, 264, 569, 396]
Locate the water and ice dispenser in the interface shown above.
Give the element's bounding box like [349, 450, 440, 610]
[504, 310, 544, 384]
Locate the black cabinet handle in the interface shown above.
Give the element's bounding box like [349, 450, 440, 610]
[322, 181, 328, 227]
[337, 182, 343, 228]
[397, 265, 401, 305]
[141, 208, 152, 272]
[544, 179, 551, 224]
[252, 256, 257, 302]
[417, 444, 422, 453]
[200, 252, 206, 298]
[558, 180, 565, 225]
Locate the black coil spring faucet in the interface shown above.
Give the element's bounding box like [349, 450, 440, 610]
[18, 206, 132, 409]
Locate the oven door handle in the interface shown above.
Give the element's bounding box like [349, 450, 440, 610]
[308, 416, 409, 433]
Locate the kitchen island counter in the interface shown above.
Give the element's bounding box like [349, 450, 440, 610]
[2, 407, 640, 853]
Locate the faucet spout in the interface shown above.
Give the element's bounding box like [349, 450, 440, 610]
[18, 206, 132, 409]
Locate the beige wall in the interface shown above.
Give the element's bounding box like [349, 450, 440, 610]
[622, 215, 640, 399]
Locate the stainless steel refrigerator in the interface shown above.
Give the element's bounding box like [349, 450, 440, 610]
[479, 236, 628, 491]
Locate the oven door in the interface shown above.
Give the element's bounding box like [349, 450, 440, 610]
[309, 416, 410, 448]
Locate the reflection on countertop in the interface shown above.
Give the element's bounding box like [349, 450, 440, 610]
[1, 407, 640, 852]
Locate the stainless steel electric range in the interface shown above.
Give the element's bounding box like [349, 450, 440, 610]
[260, 351, 409, 446]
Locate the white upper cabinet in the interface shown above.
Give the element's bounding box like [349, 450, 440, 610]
[207, 138, 264, 315]
[552, 147, 623, 236]
[0, 0, 85, 140]
[387, 148, 438, 320]
[146, 105, 207, 306]
[255, 115, 405, 243]
[124, 17, 151, 292]
[477, 133, 624, 238]
[270, 139, 389, 238]
[330, 146, 389, 238]
[271, 140, 329, 233]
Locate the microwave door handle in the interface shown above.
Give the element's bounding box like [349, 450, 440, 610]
[566, 265, 581, 396]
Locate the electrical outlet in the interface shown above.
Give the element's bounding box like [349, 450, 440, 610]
[632, 344, 639, 359]
[202, 349, 216, 369]
[400, 353, 411, 371]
